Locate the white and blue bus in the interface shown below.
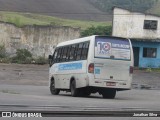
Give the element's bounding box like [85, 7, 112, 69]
[49, 35, 133, 99]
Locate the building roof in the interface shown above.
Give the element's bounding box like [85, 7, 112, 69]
[131, 38, 160, 42]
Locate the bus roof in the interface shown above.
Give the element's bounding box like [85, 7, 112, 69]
[57, 35, 96, 47]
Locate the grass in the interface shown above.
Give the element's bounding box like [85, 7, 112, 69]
[150, 68, 160, 72]
[141, 68, 160, 72]
[0, 11, 111, 30]
[137, 67, 160, 72]
[0, 48, 48, 64]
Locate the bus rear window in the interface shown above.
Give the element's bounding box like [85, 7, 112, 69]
[95, 36, 131, 60]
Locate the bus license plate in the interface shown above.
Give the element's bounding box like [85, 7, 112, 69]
[106, 82, 116, 86]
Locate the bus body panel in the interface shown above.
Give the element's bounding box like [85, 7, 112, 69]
[94, 60, 131, 80]
[49, 60, 89, 89]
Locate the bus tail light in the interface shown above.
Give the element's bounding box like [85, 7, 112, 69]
[88, 63, 94, 73]
[130, 66, 133, 74]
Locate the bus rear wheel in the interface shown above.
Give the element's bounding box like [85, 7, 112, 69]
[70, 80, 80, 97]
[50, 79, 60, 95]
[102, 89, 116, 99]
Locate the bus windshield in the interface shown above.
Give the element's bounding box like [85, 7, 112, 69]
[94, 36, 131, 60]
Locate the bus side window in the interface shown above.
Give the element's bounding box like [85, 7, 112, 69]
[74, 44, 79, 60]
[81, 42, 89, 60]
[69, 45, 76, 61]
[66, 46, 71, 61]
[56, 48, 62, 63]
[52, 49, 58, 63]
[76, 43, 83, 60]
[60, 47, 64, 62]
[65, 46, 69, 62]
[54, 48, 59, 63]
[62, 47, 68, 62]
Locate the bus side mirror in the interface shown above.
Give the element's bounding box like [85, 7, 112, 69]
[48, 55, 52, 67]
[48, 55, 52, 60]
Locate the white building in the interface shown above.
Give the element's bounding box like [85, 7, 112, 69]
[112, 7, 160, 68]
[112, 7, 160, 39]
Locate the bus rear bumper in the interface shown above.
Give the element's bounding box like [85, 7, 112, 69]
[89, 79, 132, 90]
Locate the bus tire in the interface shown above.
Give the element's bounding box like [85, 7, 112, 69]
[70, 80, 79, 97]
[102, 89, 116, 99]
[50, 79, 60, 95]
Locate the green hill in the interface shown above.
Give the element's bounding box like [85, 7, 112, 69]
[0, 0, 159, 30]
[88, 0, 158, 14]
[147, 0, 160, 15]
[0, 0, 159, 23]
[0, 11, 111, 30]
[0, 0, 110, 21]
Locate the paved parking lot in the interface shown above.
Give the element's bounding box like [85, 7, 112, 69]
[0, 63, 160, 119]
[132, 69, 160, 90]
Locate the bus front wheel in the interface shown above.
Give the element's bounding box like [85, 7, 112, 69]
[50, 79, 60, 95]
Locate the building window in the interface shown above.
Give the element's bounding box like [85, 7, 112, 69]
[143, 20, 158, 30]
[143, 48, 157, 58]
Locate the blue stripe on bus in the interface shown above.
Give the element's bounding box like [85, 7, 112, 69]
[58, 62, 82, 71]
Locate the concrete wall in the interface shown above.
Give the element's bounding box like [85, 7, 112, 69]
[0, 22, 80, 58]
[112, 7, 160, 39]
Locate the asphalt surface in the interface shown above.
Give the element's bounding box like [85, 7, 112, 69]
[0, 63, 160, 119]
[0, 85, 160, 113]
[132, 69, 160, 90]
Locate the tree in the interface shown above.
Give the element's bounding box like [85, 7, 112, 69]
[88, 0, 157, 13]
[80, 26, 112, 37]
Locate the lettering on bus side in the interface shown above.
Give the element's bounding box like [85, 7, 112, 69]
[58, 62, 82, 71]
